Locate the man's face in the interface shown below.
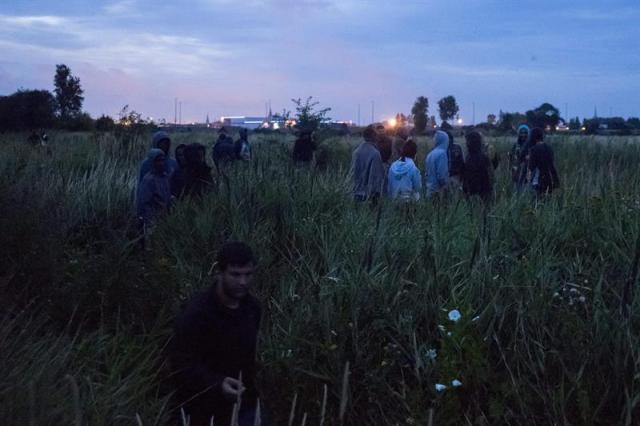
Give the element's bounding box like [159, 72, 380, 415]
[176, 149, 186, 165]
[153, 155, 166, 173]
[221, 263, 255, 300]
[158, 139, 171, 155]
[518, 130, 528, 143]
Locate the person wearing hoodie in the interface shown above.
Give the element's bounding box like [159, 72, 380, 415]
[292, 130, 316, 164]
[387, 138, 421, 201]
[509, 124, 531, 189]
[425, 130, 450, 198]
[138, 131, 178, 184]
[137, 149, 173, 250]
[446, 131, 464, 190]
[528, 127, 560, 196]
[462, 131, 493, 200]
[183, 143, 214, 198]
[170, 144, 189, 197]
[235, 128, 252, 161]
[212, 128, 236, 171]
[351, 125, 385, 204]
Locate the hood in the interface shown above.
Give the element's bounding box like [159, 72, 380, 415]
[434, 130, 449, 150]
[390, 158, 415, 178]
[147, 148, 165, 161]
[517, 124, 530, 144]
[152, 131, 171, 148]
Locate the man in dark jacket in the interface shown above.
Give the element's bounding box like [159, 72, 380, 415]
[446, 131, 464, 190]
[212, 128, 236, 170]
[528, 127, 560, 196]
[292, 130, 316, 164]
[462, 131, 493, 201]
[171, 242, 264, 426]
[351, 125, 385, 204]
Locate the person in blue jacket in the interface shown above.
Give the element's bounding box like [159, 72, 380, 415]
[387, 138, 421, 201]
[425, 130, 449, 198]
[138, 131, 178, 184]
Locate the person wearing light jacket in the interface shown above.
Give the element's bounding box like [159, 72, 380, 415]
[387, 138, 421, 201]
[425, 130, 450, 198]
[351, 125, 385, 204]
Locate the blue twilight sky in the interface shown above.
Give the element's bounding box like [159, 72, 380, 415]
[1, 0, 638, 124]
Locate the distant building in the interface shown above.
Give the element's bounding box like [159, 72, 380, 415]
[220, 116, 266, 129]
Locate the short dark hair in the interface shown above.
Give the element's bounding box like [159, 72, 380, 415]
[465, 131, 483, 154]
[530, 127, 545, 144]
[216, 241, 256, 271]
[401, 139, 417, 159]
[363, 125, 377, 142]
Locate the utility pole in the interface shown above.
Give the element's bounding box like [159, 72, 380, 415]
[371, 101, 375, 124]
[472, 102, 476, 125]
[565, 103, 568, 121]
[174, 98, 177, 125]
[179, 102, 182, 125]
[357, 104, 360, 126]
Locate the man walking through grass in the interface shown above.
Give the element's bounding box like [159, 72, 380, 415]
[170, 242, 265, 426]
[351, 125, 385, 205]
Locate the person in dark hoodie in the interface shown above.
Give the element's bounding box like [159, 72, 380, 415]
[170, 144, 189, 197]
[136, 148, 172, 250]
[175, 144, 188, 169]
[235, 128, 252, 161]
[183, 143, 214, 198]
[462, 131, 493, 201]
[387, 138, 422, 201]
[170, 242, 265, 426]
[446, 131, 464, 190]
[509, 124, 531, 189]
[375, 124, 393, 165]
[138, 131, 178, 184]
[292, 130, 316, 164]
[528, 127, 560, 196]
[212, 128, 236, 171]
[351, 125, 385, 204]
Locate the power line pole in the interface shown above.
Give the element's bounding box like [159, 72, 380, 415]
[179, 102, 182, 125]
[371, 101, 374, 124]
[174, 98, 177, 125]
[472, 102, 475, 125]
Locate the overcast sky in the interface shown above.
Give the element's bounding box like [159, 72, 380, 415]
[1, 0, 638, 124]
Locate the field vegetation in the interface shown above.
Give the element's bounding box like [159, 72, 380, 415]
[1, 130, 640, 425]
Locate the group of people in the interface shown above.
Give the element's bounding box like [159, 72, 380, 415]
[350, 123, 560, 205]
[135, 128, 251, 249]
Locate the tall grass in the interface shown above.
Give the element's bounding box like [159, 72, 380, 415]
[1, 131, 639, 424]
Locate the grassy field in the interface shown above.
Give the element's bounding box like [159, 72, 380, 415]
[1, 130, 640, 425]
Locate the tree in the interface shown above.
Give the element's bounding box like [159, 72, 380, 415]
[438, 96, 459, 124]
[411, 96, 429, 134]
[272, 108, 292, 128]
[525, 103, 560, 130]
[0, 89, 56, 131]
[487, 114, 497, 125]
[568, 117, 581, 130]
[627, 117, 640, 129]
[291, 97, 331, 132]
[95, 115, 116, 131]
[54, 64, 84, 120]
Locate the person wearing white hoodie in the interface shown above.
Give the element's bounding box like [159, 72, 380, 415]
[387, 138, 422, 201]
[425, 130, 450, 198]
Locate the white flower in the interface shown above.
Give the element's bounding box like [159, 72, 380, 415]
[448, 309, 461, 322]
[579, 296, 586, 303]
[472, 316, 480, 322]
[425, 349, 437, 361]
[451, 379, 462, 387]
[435, 384, 447, 392]
[438, 325, 446, 332]
[447, 332, 452, 337]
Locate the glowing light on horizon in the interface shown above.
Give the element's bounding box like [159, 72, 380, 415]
[388, 117, 397, 127]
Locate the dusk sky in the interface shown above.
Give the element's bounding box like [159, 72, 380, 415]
[1, 0, 638, 124]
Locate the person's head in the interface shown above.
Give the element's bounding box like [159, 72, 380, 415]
[152, 131, 171, 155]
[240, 128, 248, 140]
[530, 127, 545, 145]
[465, 131, 483, 155]
[195, 143, 206, 164]
[401, 138, 417, 160]
[375, 124, 385, 134]
[185, 144, 205, 166]
[434, 130, 449, 150]
[148, 148, 166, 174]
[175, 144, 188, 167]
[517, 124, 530, 144]
[363, 125, 377, 143]
[216, 242, 257, 301]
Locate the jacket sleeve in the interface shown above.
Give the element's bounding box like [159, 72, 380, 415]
[412, 167, 422, 198]
[436, 153, 449, 187]
[170, 313, 227, 396]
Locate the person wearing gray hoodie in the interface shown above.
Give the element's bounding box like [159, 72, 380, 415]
[138, 131, 179, 184]
[425, 130, 450, 198]
[387, 138, 421, 201]
[137, 148, 172, 250]
[351, 125, 385, 204]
